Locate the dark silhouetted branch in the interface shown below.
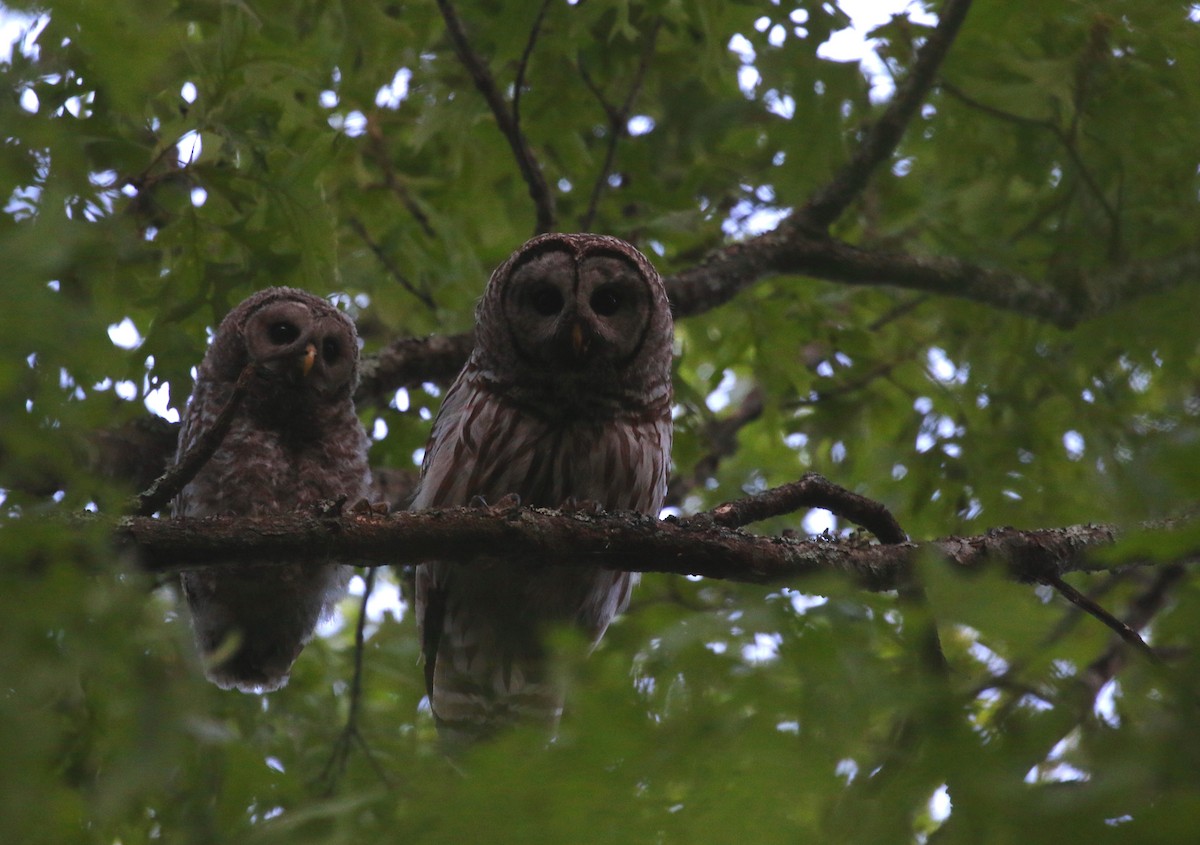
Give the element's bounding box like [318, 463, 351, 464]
[118, 503, 1158, 592]
[664, 226, 1200, 329]
[354, 331, 475, 406]
[797, 0, 974, 230]
[578, 20, 661, 231]
[131, 362, 257, 516]
[436, 0, 556, 234]
[512, 0, 554, 131]
[696, 472, 907, 544]
[347, 216, 437, 312]
[1044, 573, 1158, 663]
[664, 385, 764, 508]
[665, 225, 1076, 323]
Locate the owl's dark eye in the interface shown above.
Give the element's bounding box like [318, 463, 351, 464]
[322, 337, 340, 363]
[268, 321, 300, 345]
[528, 283, 564, 316]
[590, 287, 622, 316]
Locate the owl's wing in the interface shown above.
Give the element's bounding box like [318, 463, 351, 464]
[410, 370, 476, 511]
[411, 368, 477, 703]
[170, 383, 207, 517]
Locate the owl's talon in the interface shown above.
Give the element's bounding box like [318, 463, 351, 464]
[316, 495, 350, 517]
[468, 494, 490, 509]
[491, 493, 522, 517]
[371, 501, 390, 515]
[350, 497, 373, 514]
[561, 496, 604, 517]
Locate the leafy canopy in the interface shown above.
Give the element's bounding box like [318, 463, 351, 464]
[1, 0, 1199, 843]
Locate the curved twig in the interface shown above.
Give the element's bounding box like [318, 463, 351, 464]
[578, 20, 661, 230]
[347, 216, 437, 312]
[321, 568, 392, 793]
[435, 0, 556, 234]
[131, 362, 257, 516]
[512, 0, 554, 131]
[694, 472, 907, 544]
[797, 0, 974, 230]
[1045, 573, 1159, 663]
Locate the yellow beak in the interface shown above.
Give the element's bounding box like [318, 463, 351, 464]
[301, 343, 317, 377]
[571, 322, 587, 357]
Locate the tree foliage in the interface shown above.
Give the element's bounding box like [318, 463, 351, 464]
[2, 0, 1199, 842]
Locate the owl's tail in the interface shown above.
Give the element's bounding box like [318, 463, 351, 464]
[181, 564, 347, 694]
[422, 587, 567, 747]
[201, 629, 303, 693]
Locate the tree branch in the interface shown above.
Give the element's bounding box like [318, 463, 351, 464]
[511, 0, 554, 132]
[131, 362, 257, 516]
[1044, 573, 1157, 662]
[346, 216, 437, 312]
[664, 385, 764, 508]
[695, 471, 906, 544]
[353, 331, 475, 406]
[578, 20, 661, 231]
[435, 0, 556, 234]
[116, 505, 1166, 594]
[363, 119, 437, 239]
[1077, 564, 1186, 697]
[664, 225, 1200, 329]
[796, 0, 974, 230]
[321, 568, 392, 793]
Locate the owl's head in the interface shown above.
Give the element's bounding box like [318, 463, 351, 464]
[477, 233, 673, 392]
[205, 287, 360, 404]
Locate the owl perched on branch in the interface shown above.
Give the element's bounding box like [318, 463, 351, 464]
[412, 233, 674, 743]
[173, 287, 371, 692]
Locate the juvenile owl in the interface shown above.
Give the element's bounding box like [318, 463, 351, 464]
[173, 287, 371, 692]
[412, 233, 673, 742]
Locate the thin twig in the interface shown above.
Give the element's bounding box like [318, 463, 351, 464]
[940, 81, 1120, 251]
[435, 0, 556, 234]
[695, 472, 908, 544]
[696, 471, 945, 673]
[347, 216, 437, 312]
[867, 295, 930, 331]
[797, 0, 974, 230]
[363, 121, 437, 239]
[132, 362, 257, 516]
[321, 568, 392, 793]
[578, 20, 661, 231]
[968, 571, 1130, 699]
[1046, 573, 1160, 664]
[1078, 565, 1186, 695]
[664, 386, 764, 508]
[512, 0, 554, 131]
[790, 362, 900, 408]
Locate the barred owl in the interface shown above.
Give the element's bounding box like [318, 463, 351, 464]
[412, 233, 673, 743]
[173, 287, 371, 692]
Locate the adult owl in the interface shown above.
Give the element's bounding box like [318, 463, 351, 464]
[173, 287, 371, 692]
[412, 233, 673, 743]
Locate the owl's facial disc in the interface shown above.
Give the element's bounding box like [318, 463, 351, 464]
[573, 253, 652, 366]
[244, 299, 354, 397]
[502, 248, 651, 371]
